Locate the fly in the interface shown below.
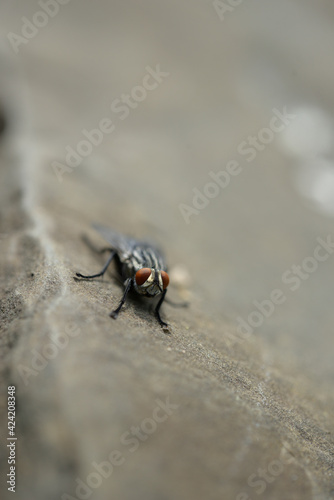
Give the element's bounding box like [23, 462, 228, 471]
[75, 224, 180, 328]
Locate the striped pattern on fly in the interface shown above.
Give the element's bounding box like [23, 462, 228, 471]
[124, 244, 167, 273]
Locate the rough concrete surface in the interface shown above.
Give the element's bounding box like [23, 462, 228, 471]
[1, 1, 334, 499]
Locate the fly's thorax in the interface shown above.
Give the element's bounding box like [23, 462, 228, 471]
[121, 255, 140, 279]
[134, 268, 169, 296]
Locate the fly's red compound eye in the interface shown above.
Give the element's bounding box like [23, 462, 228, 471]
[161, 271, 169, 289]
[135, 268, 151, 286]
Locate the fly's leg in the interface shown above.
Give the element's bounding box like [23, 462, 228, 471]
[155, 289, 168, 328]
[110, 278, 132, 319]
[76, 251, 116, 279]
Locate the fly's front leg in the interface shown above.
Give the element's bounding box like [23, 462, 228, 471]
[76, 250, 116, 279]
[110, 278, 132, 319]
[155, 289, 168, 328]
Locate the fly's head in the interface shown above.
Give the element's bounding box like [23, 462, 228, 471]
[134, 268, 169, 296]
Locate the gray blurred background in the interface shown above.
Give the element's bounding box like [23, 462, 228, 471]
[1, 1, 334, 499]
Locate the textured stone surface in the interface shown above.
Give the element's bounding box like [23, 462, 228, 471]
[1, 1, 334, 499]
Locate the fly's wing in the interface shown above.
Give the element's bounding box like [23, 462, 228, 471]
[93, 224, 168, 270]
[93, 224, 138, 257]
